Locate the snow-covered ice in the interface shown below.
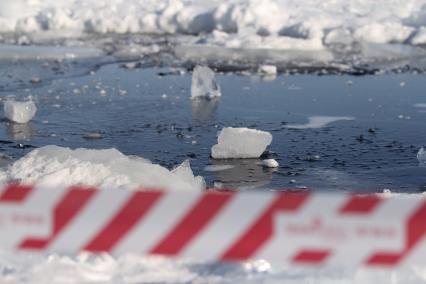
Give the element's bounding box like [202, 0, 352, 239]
[2, 145, 205, 191]
[211, 127, 272, 159]
[418, 147, 426, 166]
[191, 66, 221, 99]
[1, 0, 426, 70]
[261, 159, 279, 168]
[285, 116, 354, 129]
[3, 99, 37, 124]
[1, 0, 426, 48]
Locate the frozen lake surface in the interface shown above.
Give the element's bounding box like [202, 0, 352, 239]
[1, 56, 426, 192]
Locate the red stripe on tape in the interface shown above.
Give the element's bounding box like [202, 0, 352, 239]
[83, 191, 163, 252]
[221, 192, 310, 261]
[339, 195, 382, 214]
[292, 249, 331, 264]
[366, 200, 426, 266]
[0, 184, 33, 203]
[149, 192, 233, 256]
[19, 186, 96, 250]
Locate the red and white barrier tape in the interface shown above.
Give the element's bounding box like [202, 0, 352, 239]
[1, 184, 426, 268]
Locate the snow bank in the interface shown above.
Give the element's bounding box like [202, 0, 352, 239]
[191, 66, 221, 99]
[3, 145, 205, 191]
[211, 127, 272, 159]
[1, 0, 426, 55]
[3, 99, 37, 124]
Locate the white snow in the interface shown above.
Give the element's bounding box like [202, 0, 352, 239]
[285, 116, 354, 129]
[418, 147, 426, 166]
[2, 145, 205, 191]
[211, 127, 272, 159]
[261, 159, 279, 168]
[3, 99, 37, 124]
[191, 66, 221, 99]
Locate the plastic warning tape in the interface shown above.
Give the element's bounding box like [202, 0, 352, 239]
[1, 183, 426, 268]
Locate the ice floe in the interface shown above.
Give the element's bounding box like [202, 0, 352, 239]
[204, 164, 236, 172]
[211, 127, 272, 159]
[285, 116, 354, 129]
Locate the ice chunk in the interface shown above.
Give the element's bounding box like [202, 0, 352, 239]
[171, 159, 206, 191]
[258, 65, 277, 75]
[261, 159, 279, 168]
[211, 127, 272, 159]
[191, 66, 221, 99]
[418, 147, 426, 166]
[285, 116, 354, 129]
[3, 99, 37, 124]
[5, 145, 205, 191]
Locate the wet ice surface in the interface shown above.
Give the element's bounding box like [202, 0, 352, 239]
[1, 59, 426, 192]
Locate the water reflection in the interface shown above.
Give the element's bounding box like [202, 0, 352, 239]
[6, 122, 36, 140]
[208, 158, 273, 189]
[191, 97, 219, 122]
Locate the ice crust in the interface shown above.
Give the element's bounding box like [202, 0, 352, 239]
[3, 99, 37, 124]
[3, 145, 205, 191]
[191, 66, 221, 99]
[211, 127, 272, 159]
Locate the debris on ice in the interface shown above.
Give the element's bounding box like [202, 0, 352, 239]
[4, 145, 205, 191]
[418, 147, 426, 166]
[285, 116, 354, 129]
[3, 99, 37, 124]
[191, 66, 221, 99]
[261, 159, 279, 168]
[211, 127, 272, 159]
